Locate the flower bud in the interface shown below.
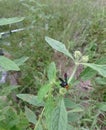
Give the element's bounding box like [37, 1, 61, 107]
[81, 55, 89, 63]
[59, 88, 67, 95]
[74, 51, 82, 60]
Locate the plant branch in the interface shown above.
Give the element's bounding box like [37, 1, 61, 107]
[34, 107, 45, 130]
[68, 64, 78, 84]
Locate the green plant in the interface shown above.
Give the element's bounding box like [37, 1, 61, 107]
[0, 58, 25, 130]
[1, 0, 105, 95]
[0, 49, 29, 129]
[0, 0, 106, 129]
[0, 106, 28, 130]
[17, 37, 106, 130]
[0, 17, 28, 130]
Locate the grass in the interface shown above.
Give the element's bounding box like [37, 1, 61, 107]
[0, 0, 106, 129]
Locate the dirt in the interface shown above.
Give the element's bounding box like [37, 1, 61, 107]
[53, 51, 93, 91]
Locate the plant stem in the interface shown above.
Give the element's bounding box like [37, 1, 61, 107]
[34, 107, 45, 130]
[68, 64, 78, 84]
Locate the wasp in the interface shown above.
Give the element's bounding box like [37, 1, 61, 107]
[59, 73, 69, 90]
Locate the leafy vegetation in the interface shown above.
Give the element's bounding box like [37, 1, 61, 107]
[0, 0, 106, 130]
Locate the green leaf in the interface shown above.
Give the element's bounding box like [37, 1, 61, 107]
[38, 84, 51, 101]
[68, 113, 81, 122]
[51, 99, 68, 130]
[45, 96, 55, 130]
[79, 67, 96, 80]
[0, 17, 25, 26]
[0, 56, 20, 71]
[81, 63, 106, 77]
[47, 62, 56, 82]
[80, 56, 106, 80]
[14, 56, 29, 66]
[25, 106, 37, 124]
[17, 94, 44, 107]
[45, 36, 73, 60]
[64, 98, 79, 109]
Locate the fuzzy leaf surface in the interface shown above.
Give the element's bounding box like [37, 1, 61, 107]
[38, 84, 51, 101]
[51, 99, 68, 130]
[81, 63, 106, 77]
[47, 62, 56, 82]
[45, 96, 55, 130]
[25, 106, 37, 124]
[0, 17, 24, 26]
[0, 56, 20, 71]
[80, 56, 106, 80]
[45, 36, 73, 60]
[17, 94, 44, 107]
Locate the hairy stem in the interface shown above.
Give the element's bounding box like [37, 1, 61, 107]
[68, 64, 78, 84]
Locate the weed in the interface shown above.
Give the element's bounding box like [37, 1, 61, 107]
[0, 0, 106, 129]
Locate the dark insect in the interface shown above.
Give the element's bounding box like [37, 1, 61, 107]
[59, 73, 69, 90]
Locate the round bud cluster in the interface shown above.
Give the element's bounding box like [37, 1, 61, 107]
[81, 55, 89, 63]
[74, 51, 82, 61]
[59, 88, 67, 95]
[74, 51, 89, 63]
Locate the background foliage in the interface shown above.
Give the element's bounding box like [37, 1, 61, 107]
[0, 0, 106, 129]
